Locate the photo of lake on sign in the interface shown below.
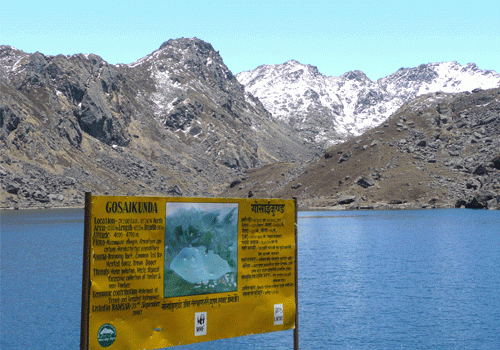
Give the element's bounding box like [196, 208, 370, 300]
[163, 202, 239, 298]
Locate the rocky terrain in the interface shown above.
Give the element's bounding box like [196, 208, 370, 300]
[1, 38, 499, 210]
[238, 60, 500, 147]
[221, 88, 500, 210]
[0, 38, 317, 209]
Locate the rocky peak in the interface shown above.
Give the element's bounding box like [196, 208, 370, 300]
[284, 60, 320, 76]
[463, 62, 479, 72]
[342, 70, 371, 82]
[128, 37, 252, 136]
[389, 63, 439, 83]
[159, 37, 216, 57]
[261, 60, 320, 83]
[155, 37, 234, 82]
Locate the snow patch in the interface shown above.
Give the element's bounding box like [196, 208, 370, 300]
[237, 61, 500, 143]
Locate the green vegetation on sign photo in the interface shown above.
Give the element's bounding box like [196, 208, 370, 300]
[163, 204, 238, 298]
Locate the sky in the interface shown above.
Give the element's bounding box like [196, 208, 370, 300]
[1, 1, 499, 81]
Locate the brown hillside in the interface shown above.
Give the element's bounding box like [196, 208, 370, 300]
[221, 88, 500, 210]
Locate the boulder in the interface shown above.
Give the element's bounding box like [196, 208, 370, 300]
[57, 117, 82, 147]
[428, 198, 439, 205]
[32, 191, 50, 203]
[473, 165, 487, 176]
[337, 195, 357, 205]
[464, 197, 486, 209]
[492, 155, 500, 170]
[338, 153, 351, 163]
[229, 179, 242, 188]
[466, 179, 481, 190]
[48, 194, 64, 202]
[356, 176, 374, 188]
[336, 195, 360, 209]
[0, 105, 23, 138]
[167, 185, 183, 196]
[487, 198, 498, 210]
[459, 192, 495, 209]
[5, 182, 20, 194]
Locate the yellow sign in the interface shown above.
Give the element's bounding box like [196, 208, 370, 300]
[82, 195, 296, 349]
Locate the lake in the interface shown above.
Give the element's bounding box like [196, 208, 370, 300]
[1, 209, 499, 349]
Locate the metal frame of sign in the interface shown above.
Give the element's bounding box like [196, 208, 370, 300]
[80, 193, 299, 349]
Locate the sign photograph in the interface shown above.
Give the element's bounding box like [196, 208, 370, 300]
[163, 202, 239, 298]
[81, 194, 297, 349]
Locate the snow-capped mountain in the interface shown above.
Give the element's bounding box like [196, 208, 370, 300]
[237, 60, 500, 146]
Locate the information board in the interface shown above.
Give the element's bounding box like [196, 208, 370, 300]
[81, 194, 296, 349]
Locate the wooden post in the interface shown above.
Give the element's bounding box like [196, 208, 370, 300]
[293, 197, 299, 350]
[80, 192, 92, 350]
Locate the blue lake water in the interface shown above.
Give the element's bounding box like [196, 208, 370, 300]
[1, 209, 499, 349]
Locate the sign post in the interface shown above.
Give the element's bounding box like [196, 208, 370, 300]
[80, 192, 92, 350]
[293, 196, 299, 350]
[81, 194, 297, 349]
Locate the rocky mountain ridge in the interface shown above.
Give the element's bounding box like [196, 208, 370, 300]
[2, 38, 499, 210]
[0, 38, 316, 209]
[237, 60, 500, 147]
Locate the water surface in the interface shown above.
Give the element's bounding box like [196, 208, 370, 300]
[1, 209, 499, 349]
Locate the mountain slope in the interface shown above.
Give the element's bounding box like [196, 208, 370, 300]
[0, 39, 316, 209]
[221, 88, 500, 210]
[237, 61, 500, 147]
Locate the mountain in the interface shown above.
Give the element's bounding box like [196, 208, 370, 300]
[237, 60, 500, 147]
[0, 38, 316, 209]
[2, 38, 499, 210]
[221, 87, 500, 210]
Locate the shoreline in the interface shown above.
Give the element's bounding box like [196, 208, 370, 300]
[2, 202, 497, 211]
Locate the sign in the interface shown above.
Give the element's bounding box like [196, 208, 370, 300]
[81, 195, 297, 349]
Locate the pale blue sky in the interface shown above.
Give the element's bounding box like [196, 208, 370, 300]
[1, 1, 498, 80]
